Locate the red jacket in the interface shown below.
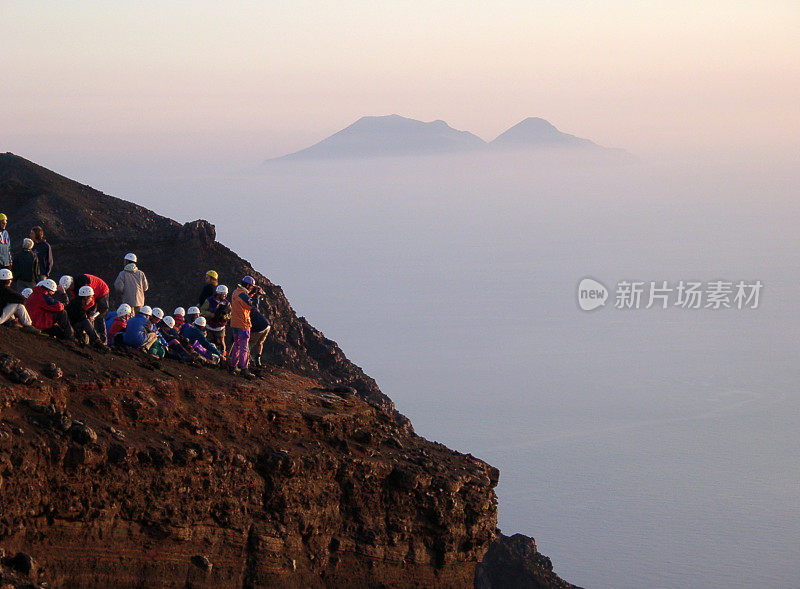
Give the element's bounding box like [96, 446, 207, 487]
[108, 316, 127, 339]
[25, 286, 64, 329]
[72, 274, 110, 307]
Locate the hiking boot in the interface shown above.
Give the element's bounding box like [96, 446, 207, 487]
[21, 325, 41, 335]
[92, 341, 109, 354]
[240, 370, 255, 380]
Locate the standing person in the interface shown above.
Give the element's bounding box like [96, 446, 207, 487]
[114, 253, 148, 312]
[66, 286, 107, 350]
[228, 276, 261, 379]
[25, 279, 73, 339]
[0, 214, 10, 269]
[13, 238, 41, 292]
[200, 284, 231, 358]
[248, 299, 272, 368]
[0, 269, 39, 333]
[30, 227, 53, 279]
[199, 270, 218, 306]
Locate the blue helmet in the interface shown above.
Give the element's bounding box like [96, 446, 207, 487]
[242, 276, 255, 286]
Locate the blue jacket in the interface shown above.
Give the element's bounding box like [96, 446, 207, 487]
[104, 311, 118, 332]
[179, 323, 220, 356]
[124, 313, 153, 347]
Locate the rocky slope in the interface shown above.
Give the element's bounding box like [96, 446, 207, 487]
[0, 153, 576, 588]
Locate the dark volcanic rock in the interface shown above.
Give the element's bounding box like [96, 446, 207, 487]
[475, 533, 580, 589]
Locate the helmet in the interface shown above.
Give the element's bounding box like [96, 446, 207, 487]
[206, 270, 218, 280]
[162, 316, 175, 329]
[187, 306, 200, 316]
[242, 276, 255, 286]
[173, 307, 185, 316]
[0, 268, 12, 281]
[21, 238, 33, 250]
[40, 279, 58, 292]
[0, 213, 6, 221]
[193, 316, 207, 328]
[139, 305, 152, 316]
[117, 303, 132, 316]
[216, 284, 228, 295]
[151, 307, 164, 320]
[59, 275, 74, 290]
[21, 288, 33, 299]
[78, 285, 94, 297]
[124, 253, 137, 263]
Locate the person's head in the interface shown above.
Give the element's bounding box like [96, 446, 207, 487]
[117, 303, 132, 320]
[21, 288, 33, 299]
[58, 275, 73, 293]
[22, 238, 33, 250]
[205, 270, 218, 284]
[0, 268, 12, 286]
[162, 315, 176, 330]
[241, 275, 256, 291]
[139, 305, 152, 317]
[215, 284, 228, 300]
[186, 306, 200, 322]
[30, 226, 44, 243]
[151, 307, 164, 324]
[124, 252, 137, 266]
[173, 306, 185, 318]
[77, 285, 94, 300]
[39, 278, 57, 293]
[193, 316, 207, 330]
[0, 213, 7, 230]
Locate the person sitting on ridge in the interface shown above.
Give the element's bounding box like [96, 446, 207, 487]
[185, 306, 201, 326]
[172, 307, 186, 329]
[0, 268, 39, 333]
[200, 284, 231, 358]
[13, 238, 40, 292]
[114, 253, 148, 312]
[123, 305, 159, 353]
[25, 279, 73, 339]
[158, 315, 199, 363]
[180, 316, 222, 363]
[199, 270, 218, 306]
[106, 303, 131, 347]
[70, 274, 111, 343]
[66, 285, 107, 351]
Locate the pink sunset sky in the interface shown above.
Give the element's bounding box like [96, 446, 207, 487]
[2, 1, 798, 164]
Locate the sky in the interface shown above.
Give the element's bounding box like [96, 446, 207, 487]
[2, 1, 799, 166]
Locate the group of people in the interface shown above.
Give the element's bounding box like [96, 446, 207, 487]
[1, 213, 271, 380]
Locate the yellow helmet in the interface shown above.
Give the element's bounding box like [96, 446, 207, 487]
[0, 213, 7, 221]
[206, 270, 218, 280]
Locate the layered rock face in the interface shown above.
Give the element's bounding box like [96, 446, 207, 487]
[0, 329, 498, 587]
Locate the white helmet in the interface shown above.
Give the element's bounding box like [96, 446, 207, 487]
[59, 275, 73, 290]
[139, 305, 152, 316]
[78, 285, 94, 297]
[0, 268, 12, 281]
[124, 253, 137, 263]
[162, 316, 175, 329]
[117, 303, 132, 316]
[216, 284, 228, 296]
[21, 288, 33, 299]
[187, 306, 200, 316]
[151, 307, 164, 320]
[173, 307, 185, 316]
[40, 279, 58, 292]
[193, 316, 207, 328]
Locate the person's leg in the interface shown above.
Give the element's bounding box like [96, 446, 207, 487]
[12, 304, 32, 327]
[0, 304, 17, 324]
[76, 319, 100, 344]
[53, 310, 74, 339]
[94, 295, 109, 344]
[238, 329, 251, 370]
[249, 327, 270, 365]
[228, 328, 242, 368]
